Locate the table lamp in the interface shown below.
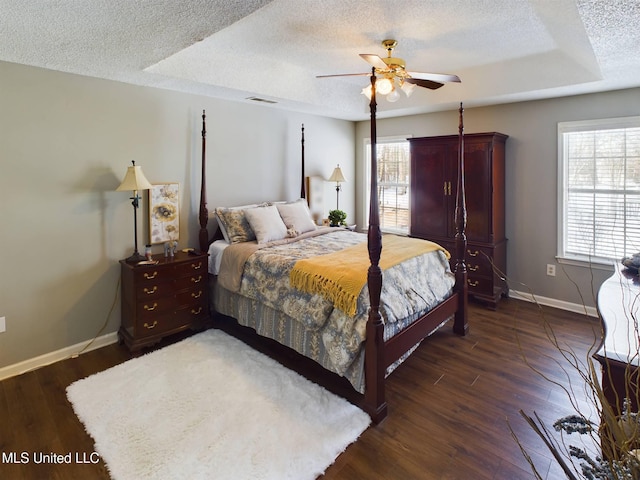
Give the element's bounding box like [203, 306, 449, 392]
[117, 160, 153, 263]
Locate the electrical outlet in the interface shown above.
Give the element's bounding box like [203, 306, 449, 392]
[0, 316, 5, 333]
[546, 264, 556, 276]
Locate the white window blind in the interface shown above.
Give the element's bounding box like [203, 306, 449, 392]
[366, 140, 410, 234]
[559, 117, 640, 263]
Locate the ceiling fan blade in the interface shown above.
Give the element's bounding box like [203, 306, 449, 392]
[359, 54, 388, 70]
[405, 77, 444, 90]
[316, 73, 371, 78]
[407, 71, 461, 83]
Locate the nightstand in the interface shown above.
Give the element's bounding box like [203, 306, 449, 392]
[118, 251, 210, 352]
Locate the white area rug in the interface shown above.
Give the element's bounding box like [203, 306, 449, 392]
[66, 329, 370, 480]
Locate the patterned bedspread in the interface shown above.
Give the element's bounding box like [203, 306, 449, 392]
[215, 229, 455, 387]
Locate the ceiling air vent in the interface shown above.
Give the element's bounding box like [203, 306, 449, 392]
[246, 96, 278, 104]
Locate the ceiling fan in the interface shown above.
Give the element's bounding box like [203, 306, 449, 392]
[317, 39, 461, 102]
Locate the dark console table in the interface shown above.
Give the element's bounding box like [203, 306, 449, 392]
[594, 264, 640, 416]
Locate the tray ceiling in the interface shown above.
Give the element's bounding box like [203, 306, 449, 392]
[1, 0, 638, 120]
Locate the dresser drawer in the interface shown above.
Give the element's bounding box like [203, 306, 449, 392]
[174, 273, 206, 290]
[176, 287, 206, 304]
[135, 281, 175, 300]
[174, 299, 208, 323]
[135, 310, 193, 338]
[134, 268, 167, 284]
[136, 295, 177, 318]
[174, 258, 207, 276]
[466, 274, 494, 297]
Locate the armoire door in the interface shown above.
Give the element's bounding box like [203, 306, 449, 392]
[410, 140, 456, 240]
[461, 138, 492, 243]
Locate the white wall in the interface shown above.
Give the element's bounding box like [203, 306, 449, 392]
[355, 88, 640, 309]
[0, 61, 355, 370]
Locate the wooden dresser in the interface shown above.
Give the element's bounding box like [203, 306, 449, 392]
[409, 132, 508, 308]
[594, 264, 640, 416]
[119, 251, 210, 352]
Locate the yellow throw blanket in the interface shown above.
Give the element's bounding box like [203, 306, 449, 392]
[289, 235, 449, 316]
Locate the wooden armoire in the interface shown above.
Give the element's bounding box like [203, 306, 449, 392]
[409, 132, 508, 308]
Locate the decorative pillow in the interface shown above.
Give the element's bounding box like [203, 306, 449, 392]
[276, 199, 317, 235]
[244, 205, 288, 244]
[214, 207, 256, 244]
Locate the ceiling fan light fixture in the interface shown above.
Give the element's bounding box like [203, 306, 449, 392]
[376, 77, 393, 95]
[320, 39, 461, 103]
[386, 88, 400, 102]
[361, 84, 373, 100]
[400, 81, 415, 97]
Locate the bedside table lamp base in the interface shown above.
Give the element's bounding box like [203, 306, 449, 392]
[124, 190, 146, 264]
[125, 253, 146, 264]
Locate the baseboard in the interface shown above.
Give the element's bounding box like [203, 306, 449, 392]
[0, 332, 119, 382]
[509, 289, 599, 318]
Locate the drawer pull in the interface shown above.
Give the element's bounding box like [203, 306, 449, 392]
[144, 271, 158, 280]
[191, 290, 202, 299]
[143, 302, 158, 311]
[468, 250, 479, 257]
[192, 262, 202, 270]
[143, 321, 158, 329]
[468, 265, 479, 272]
[191, 307, 203, 315]
[143, 286, 158, 295]
[468, 280, 479, 287]
[191, 275, 202, 283]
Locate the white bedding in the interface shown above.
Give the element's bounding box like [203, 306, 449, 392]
[208, 239, 229, 275]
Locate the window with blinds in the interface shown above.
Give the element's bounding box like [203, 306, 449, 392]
[366, 140, 410, 234]
[559, 117, 640, 264]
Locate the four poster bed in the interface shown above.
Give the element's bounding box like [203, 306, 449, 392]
[197, 79, 468, 423]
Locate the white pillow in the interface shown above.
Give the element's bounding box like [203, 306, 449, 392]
[244, 205, 288, 244]
[214, 203, 260, 243]
[276, 199, 317, 235]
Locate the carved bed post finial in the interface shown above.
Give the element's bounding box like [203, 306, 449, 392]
[364, 68, 387, 422]
[301, 124, 306, 200]
[454, 102, 469, 335]
[198, 110, 209, 253]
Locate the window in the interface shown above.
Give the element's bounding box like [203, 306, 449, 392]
[365, 138, 410, 234]
[558, 117, 640, 265]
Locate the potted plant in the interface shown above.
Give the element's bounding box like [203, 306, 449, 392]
[328, 209, 347, 227]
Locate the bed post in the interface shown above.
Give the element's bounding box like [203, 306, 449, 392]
[300, 124, 306, 200]
[198, 110, 209, 254]
[363, 70, 387, 423]
[453, 103, 469, 335]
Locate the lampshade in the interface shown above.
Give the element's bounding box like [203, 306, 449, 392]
[329, 166, 347, 184]
[386, 88, 400, 102]
[116, 161, 153, 191]
[400, 81, 415, 97]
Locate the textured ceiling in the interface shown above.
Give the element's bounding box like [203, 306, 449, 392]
[1, 0, 639, 120]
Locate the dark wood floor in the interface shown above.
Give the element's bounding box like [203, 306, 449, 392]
[0, 298, 601, 479]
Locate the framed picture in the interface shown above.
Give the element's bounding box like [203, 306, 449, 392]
[148, 183, 179, 244]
